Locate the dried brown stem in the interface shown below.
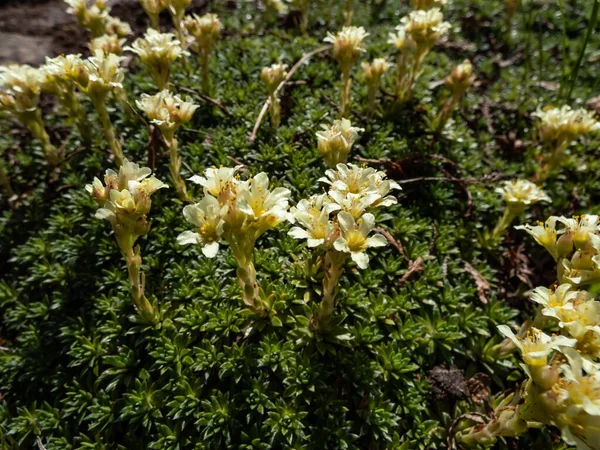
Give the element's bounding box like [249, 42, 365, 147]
[249, 45, 332, 142]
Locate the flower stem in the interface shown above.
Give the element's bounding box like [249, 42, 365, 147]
[124, 244, 156, 324]
[22, 110, 60, 165]
[0, 159, 15, 198]
[200, 49, 211, 94]
[340, 69, 352, 118]
[167, 137, 189, 201]
[268, 94, 281, 128]
[315, 249, 347, 332]
[344, 0, 353, 25]
[92, 97, 124, 166]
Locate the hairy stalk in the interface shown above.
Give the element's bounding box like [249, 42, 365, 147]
[268, 94, 281, 128]
[489, 206, 518, 243]
[167, 137, 189, 201]
[62, 88, 91, 142]
[22, 110, 60, 165]
[340, 69, 352, 118]
[315, 249, 347, 331]
[124, 244, 156, 323]
[433, 95, 459, 133]
[228, 236, 264, 313]
[398, 49, 426, 103]
[534, 141, 569, 183]
[92, 97, 124, 166]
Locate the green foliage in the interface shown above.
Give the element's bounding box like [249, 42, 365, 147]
[1, 0, 600, 449]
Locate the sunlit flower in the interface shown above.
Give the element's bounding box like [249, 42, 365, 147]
[0, 64, 44, 113]
[288, 194, 341, 247]
[189, 165, 244, 199]
[445, 59, 475, 97]
[86, 158, 167, 222]
[83, 50, 125, 96]
[261, 62, 288, 94]
[177, 196, 227, 257]
[333, 212, 387, 269]
[516, 217, 561, 260]
[324, 26, 369, 73]
[496, 179, 551, 212]
[316, 119, 364, 167]
[530, 284, 579, 321]
[237, 172, 291, 230]
[556, 215, 600, 250]
[125, 29, 186, 89]
[534, 106, 599, 147]
[136, 90, 199, 140]
[320, 163, 400, 208]
[497, 325, 576, 367]
[184, 13, 222, 51]
[89, 34, 126, 55]
[387, 28, 415, 52]
[362, 58, 391, 85]
[400, 8, 450, 48]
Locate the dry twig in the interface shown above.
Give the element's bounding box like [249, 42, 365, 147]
[249, 45, 332, 142]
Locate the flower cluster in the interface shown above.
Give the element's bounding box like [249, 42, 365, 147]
[86, 159, 167, 322]
[324, 26, 369, 117]
[391, 8, 450, 102]
[533, 106, 599, 181]
[89, 34, 126, 55]
[137, 90, 198, 200]
[183, 13, 222, 92]
[460, 214, 600, 449]
[517, 214, 600, 287]
[534, 106, 599, 149]
[288, 164, 399, 329]
[126, 29, 186, 90]
[316, 119, 364, 168]
[487, 179, 550, 244]
[64, 0, 131, 38]
[178, 166, 291, 311]
[0, 64, 59, 164]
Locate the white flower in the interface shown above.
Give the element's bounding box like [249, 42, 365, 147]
[516, 217, 560, 260]
[362, 58, 391, 85]
[316, 119, 364, 167]
[400, 8, 450, 47]
[534, 106, 599, 146]
[328, 190, 381, 219]
[497, 325, 576, 367]
[496, 179, 551, 208]
[387, 28, 415, 52]
[261, 62, 288, 93]
[288, 194, 341, 247]
[136, 90, 199, 138]
[333, 212, 387, 269]
[320, 163, 400, 208]
[0, 64, 44, 113]
[89, 34, 126, 55]
[126, 29, 185, 62]
[324, 26, 369, 71]
[84, 50, 125, 95]
[446, 59, 475, 97]
[556, 215, 600, 249]
[530, 284, 579, 322]
[188, 165, 244, 198]
[237, 172, 291, 229]
[178, 196, 226, 257]
[183, 13, 222, 50]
